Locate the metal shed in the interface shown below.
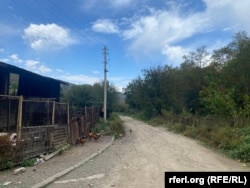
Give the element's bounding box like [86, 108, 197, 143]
[0, 61, 68, 101]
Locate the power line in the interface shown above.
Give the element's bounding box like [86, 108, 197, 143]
[47, 0, 82, 29]
[14, 0, 50, 23]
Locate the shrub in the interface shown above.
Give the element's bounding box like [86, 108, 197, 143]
[0, 142, 15, 171]
[20, 158, 36, 167]
[226, 127, 250, 162]
[109, 114, 125, 137]
[0, 159, 14, 171]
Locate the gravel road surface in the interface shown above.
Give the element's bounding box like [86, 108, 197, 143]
[45, 115, 250, 188]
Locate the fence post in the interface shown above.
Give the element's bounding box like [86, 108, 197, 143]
[85, 105, 87, 121]
[67, 102, 70, 143]
[17, 95, 23, 142]
[52, 101, 55, 125]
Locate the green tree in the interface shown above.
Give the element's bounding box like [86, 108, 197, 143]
[200, 31, 250, 126]
[179, 46, 210, 114]
[61, 81, 119, 115]
[61, 84, 92, 107]
[142, 66, 166, 115]
[125, 76, 145, 110]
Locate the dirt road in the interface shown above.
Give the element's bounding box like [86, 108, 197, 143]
[47, 115, 250, 188]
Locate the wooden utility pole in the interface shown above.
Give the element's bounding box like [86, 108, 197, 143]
[103, 46, 108, 123]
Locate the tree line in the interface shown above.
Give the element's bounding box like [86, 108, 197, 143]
[60, 82, 119, 117]
[125, 31, 250, 127]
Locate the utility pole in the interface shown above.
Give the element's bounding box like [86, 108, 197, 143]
[103, 46, 108, 123]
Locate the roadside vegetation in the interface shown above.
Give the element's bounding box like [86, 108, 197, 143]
[120, 31, 250, 165]
[95, 113, 125, 139]
[60, 81, 125, 140]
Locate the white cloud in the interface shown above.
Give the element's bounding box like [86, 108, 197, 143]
[109, 77, 130, 92]
[23, 23, 77, 50]
[121, 0, 250, 63]
[24, 60, 52, 73]
[92, 19, 119, 34]
[0, 58, 9, 63]
[38, 65, 52, 73]
[9, 54, 23, 63]
[25, 60, 40, 69]
[58, 74, 101, 85]
[122, 20, 144, 40]
[203, 0, 250, 32]
[162, 45, 189, 66]
[123, 8, 208, 55]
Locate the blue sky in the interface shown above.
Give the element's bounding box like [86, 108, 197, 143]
[0, 0, 250, 92]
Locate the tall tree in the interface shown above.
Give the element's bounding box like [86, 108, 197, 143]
[125, 77, 145, 110]
[201, 31, 250, 126]
[61, 82, 119, 114]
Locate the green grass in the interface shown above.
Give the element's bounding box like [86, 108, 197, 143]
[19, 158, 36, 167]
[95, 113, 125, 139]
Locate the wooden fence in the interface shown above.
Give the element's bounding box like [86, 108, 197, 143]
[0, 95, 100, 169]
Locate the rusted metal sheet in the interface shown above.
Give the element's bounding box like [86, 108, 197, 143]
[69, 106, 100, 145]
[70, 118, 80, 145]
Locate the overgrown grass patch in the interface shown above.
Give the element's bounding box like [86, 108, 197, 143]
[223, 126, 250, 163]
[96, 113, 125, 139]
[20, 158, 36, 167]
[109, 113, 125, 138]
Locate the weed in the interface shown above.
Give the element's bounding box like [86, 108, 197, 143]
[20, 158, 36, 167]
[0, 160, 14, 170]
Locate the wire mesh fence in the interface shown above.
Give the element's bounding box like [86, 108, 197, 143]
[0, 95, 19, 133]
[0, 95, 101, 170]
[22, 99, 68, 127]
[0, 95, 69, 169]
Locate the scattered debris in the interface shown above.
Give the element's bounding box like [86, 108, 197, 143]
[34, 158, 45, 166]
[13, 167, 26, 175]
[3, 181, 12, 186]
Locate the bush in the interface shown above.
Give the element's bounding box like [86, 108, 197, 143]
[95, 113, 125, 139]
[0, 143, 15, 171]
[95, 118, 110, 134]
[168, 123, 186, 133]
[20, 158, 36, 167]
[0, 160, 14, 171]
[109, 115, 125, 139]
[225, 127, 250, 162]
